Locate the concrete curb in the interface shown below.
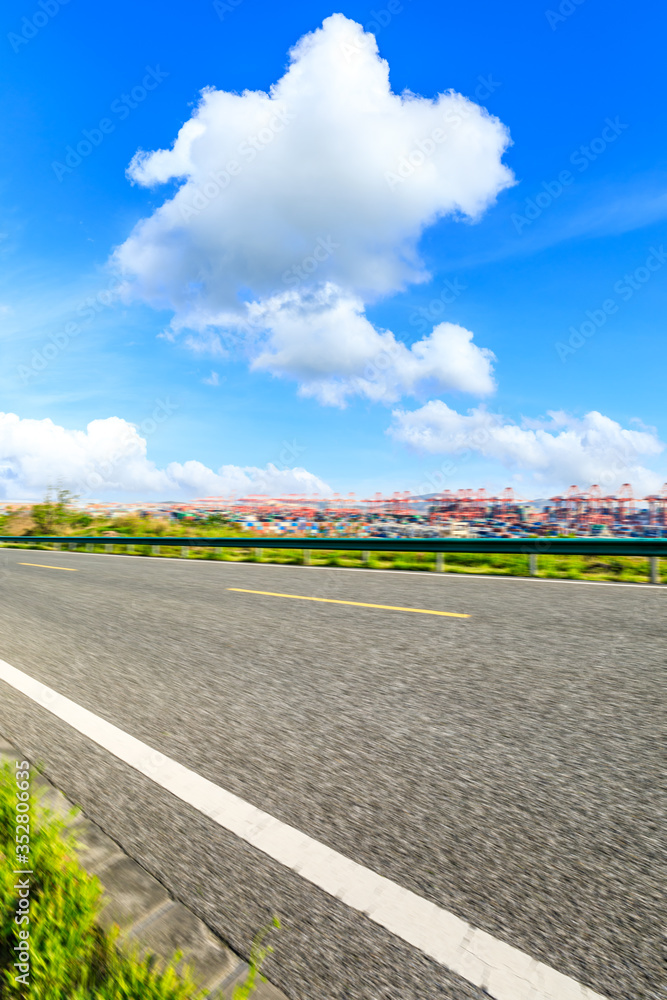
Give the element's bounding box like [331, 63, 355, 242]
[0, 734, 288, 999]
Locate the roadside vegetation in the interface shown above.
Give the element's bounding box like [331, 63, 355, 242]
[0, 762, 275, 998]
[0, 494, 663, 584]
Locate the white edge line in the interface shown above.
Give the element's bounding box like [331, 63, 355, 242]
[0, 657, 606, 1000]
[1, 545, 662, 590]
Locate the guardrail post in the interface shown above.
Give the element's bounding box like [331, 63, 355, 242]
[650, 556, 660, 584]
[0, 537, 663, 577]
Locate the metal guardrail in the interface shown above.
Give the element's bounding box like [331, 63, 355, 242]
[0, 535, 666, 555]
[0, 534, 665, 585]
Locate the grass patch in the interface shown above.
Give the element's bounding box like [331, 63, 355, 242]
[1, 511, 664, 584]
[161, 546, 660, 581]
[0, 762, 276, 998]
[537, 553, 652, 582]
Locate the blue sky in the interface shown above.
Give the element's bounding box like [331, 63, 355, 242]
[1, 0, 665, 500]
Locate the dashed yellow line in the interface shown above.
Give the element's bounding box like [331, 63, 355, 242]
[227, 588, 469, 618]
[18, 563, 78, 572]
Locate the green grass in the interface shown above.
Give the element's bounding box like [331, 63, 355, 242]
[220, 547, 660, 581]
[0, 762, 276, 998]
[0, 500, 664, 585]
[0, 538, 664, 582]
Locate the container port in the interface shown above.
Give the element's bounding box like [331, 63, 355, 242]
[5, 482, 665, 538]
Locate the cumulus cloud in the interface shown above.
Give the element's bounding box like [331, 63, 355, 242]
[111, 13, 512, 401]
[248, 287, 495, 405]
[0, 413, 330, 500]
[389, 403, 665, 493]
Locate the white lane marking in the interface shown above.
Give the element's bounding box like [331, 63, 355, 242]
[0, 657, 605, 1000]
[225, 561, 663, 590]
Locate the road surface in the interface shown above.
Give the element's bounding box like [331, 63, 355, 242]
[0, 548, 662, 1000]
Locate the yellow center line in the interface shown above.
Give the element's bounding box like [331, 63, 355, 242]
[227, 588, 470, 618]
[18, 563, 78, 572]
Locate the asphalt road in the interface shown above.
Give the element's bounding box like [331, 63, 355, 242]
[0, 548, 663, 1000]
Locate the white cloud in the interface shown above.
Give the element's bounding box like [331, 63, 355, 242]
[248, 286, 495, 405]
[390, 402, 665, 493]
[0, 413, 330, 500]
[111, 14, 512, 400]
[202, 371, 220, 385]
